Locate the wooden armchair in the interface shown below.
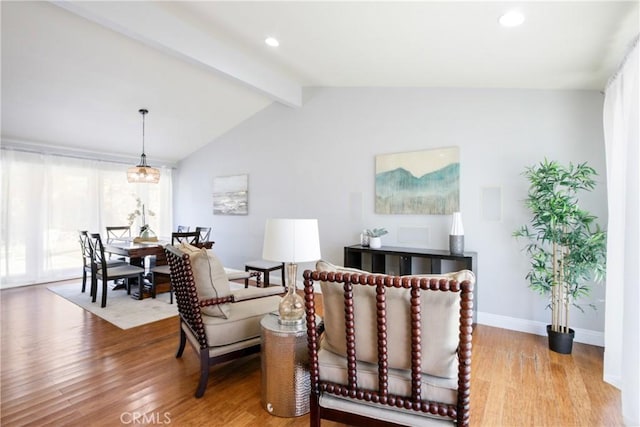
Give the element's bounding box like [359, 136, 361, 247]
[303, 261, 475, 427]
[165, 244, 281, 398]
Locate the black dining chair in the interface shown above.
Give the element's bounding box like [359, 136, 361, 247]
[105, 225, 132, 267]
[195, 226, 212, 244]
[149, 231, 201, 303]
[88, 233, 146, 308]
[78, 230, 125, 296]
[105, 226, 131, 243]
[171, 231, 200, 245]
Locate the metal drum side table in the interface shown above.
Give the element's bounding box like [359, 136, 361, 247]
[260, 314, 314, 417]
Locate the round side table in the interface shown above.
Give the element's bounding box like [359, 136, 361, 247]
[260, 314, 314, 418]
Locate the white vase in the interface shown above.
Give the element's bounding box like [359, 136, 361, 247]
[369, 237, 382, 249]
[450, 212, 464, 235]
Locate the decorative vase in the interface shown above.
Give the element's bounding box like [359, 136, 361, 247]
[139, 225, 156, 241]
[547, 325, 575, 354]
[449, 211, 465, 254]
[369, 237, 382, 249]
[360, 231, 370, 247]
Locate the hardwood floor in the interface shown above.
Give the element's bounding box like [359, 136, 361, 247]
[1, 282, 623, 426]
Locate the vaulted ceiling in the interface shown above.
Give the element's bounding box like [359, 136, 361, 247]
[2, 1, 638, 165]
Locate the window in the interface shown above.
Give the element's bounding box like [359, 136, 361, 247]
[0, 149, 173, 287]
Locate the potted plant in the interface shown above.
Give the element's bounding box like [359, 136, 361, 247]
[366, 228, 388, 249]
[513, 159, 606, 354]
[127, 196, 156, 240]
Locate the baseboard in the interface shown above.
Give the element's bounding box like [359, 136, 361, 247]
[477, 312, 604, 347]
[603, 374, 622, 390]
[289, 286, 606, 346]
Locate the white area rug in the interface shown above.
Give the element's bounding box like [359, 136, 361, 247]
[48, 282, 177, 330]
[48, 281, 248, 330]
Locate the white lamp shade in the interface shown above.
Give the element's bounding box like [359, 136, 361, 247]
[262, 219, 321, 263]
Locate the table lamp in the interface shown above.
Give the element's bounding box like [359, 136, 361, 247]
[262, 218, 321, 325]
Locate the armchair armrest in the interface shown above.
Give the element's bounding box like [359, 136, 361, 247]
[232, 287, 282, 302]
[198, 286, 281, 307]
[198, 295, 234, 307]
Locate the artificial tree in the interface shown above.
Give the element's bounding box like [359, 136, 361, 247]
[513, 159, 606, 348]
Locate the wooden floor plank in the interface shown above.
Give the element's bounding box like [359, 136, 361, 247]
[1, 282, 624, 426]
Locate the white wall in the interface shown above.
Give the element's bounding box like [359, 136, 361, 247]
[175, 87, 608, 342]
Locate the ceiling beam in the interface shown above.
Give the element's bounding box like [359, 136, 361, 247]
[51, 1, 302, 108]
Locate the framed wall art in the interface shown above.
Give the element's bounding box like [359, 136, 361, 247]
[375, 147, 459, 215]
[213, 174, 248, 215]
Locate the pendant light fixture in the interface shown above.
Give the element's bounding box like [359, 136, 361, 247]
[127, 108, 160, 184]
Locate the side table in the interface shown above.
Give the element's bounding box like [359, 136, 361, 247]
[260, 314, 312, 417]
[245, 260, 285, 287]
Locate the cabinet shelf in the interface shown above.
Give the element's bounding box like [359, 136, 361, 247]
[344, 244, 478, 324]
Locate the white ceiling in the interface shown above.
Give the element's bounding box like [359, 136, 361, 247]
[1, 1, 638, 165]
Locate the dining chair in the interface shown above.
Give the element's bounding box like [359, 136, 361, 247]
[195, 226, 212, 244]
[78, 230, 125, 296]
[148, 231, 203, 303]
[88, 233, 146, 308]
[105, 226, 131, 243]
[177, 225, 190, 232]
[171, 231, 200, 245]
[105, 225, 133, 267]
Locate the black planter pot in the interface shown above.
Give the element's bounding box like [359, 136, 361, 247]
[547, 325, 575, 354]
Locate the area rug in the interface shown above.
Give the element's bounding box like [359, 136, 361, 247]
[48, 282, 178, 330]
[48, 281, 248, 330]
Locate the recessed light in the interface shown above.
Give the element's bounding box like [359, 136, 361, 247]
[499, 11, 525, 27]
[265, 37, 279, 47]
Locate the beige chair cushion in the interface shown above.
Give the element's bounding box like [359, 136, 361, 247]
[200, 295, 281, 347]
[316, 260, 475, 379]
[319, 394, 452, 426]
[178, 243, 231, 318]
[318, 345, 457, 404]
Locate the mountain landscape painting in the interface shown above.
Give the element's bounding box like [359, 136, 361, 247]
[375, 147, 460, 214]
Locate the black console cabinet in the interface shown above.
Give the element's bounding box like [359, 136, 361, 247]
[344, 245, 478, 323]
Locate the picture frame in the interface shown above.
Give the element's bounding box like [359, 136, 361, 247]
[375, 147, 460, 215]
[213, 174, 248, 215]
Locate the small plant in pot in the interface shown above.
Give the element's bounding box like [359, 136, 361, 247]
[513, 159, 606, 354]
[366, 228, 388, 249]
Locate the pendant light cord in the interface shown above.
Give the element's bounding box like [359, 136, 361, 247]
[139, 108, 148, 156]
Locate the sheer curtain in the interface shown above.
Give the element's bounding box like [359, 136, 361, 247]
[602, 36, 639, 426]
[0, 149, 173, 288]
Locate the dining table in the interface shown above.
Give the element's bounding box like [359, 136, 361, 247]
[106, 239, 168, 264]
[104, 238, 215, 299]
[105, 239, 169, 299]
